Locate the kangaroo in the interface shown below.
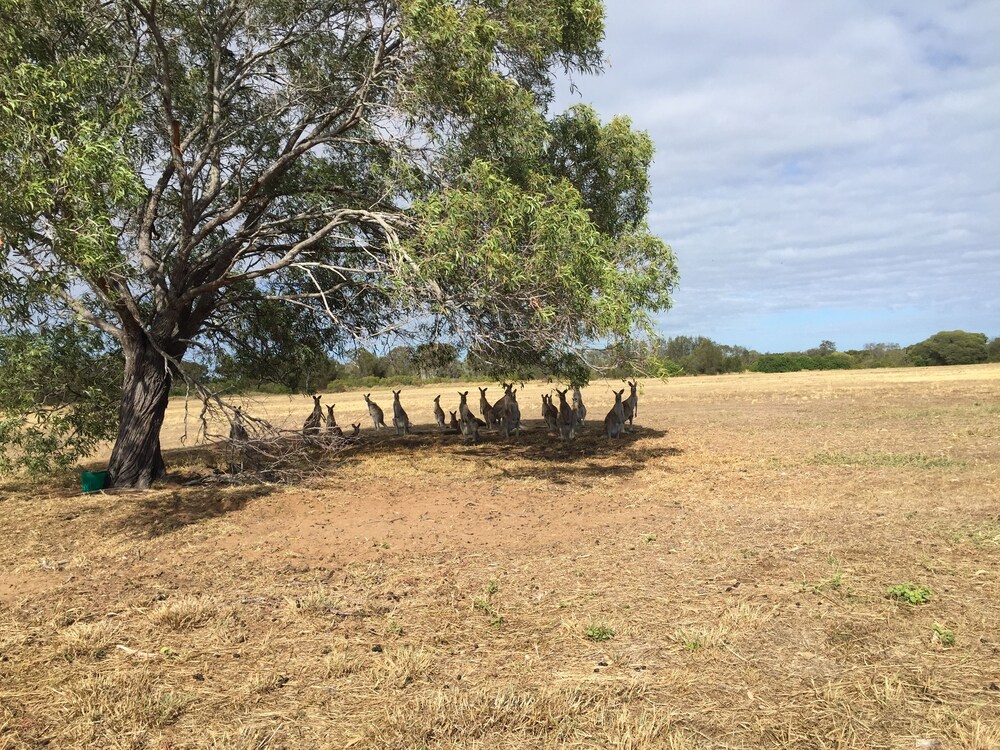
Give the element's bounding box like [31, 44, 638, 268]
[572, 386, 587, 427]
[391, 389, 410, 435]
[478, 387, 497, 428]
[542, 394, 559, 432]
[303, 394, 323, 437]
[493, 384, 510, 437]
[604, 388, 626, 439]
[555, 388, 576, 441]
[458, 390, 485, 444]
[348, 422, 361, 440]
[622, 379, 638, 432]
[492, 383, 509, 414]
[448, 410, 460, 432]
[230, 407, 249, 444]
[540, 394, 551, 429]
[493, 383, 521, 438]
[364, 393, 387, 430]
[228, 407, 249, 474]
[433, 395, 446, 431]
[326, 404, 343, 439]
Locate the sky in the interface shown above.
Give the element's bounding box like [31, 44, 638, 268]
[555, 1, 1000, 353]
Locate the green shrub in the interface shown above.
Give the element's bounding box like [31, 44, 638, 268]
[885, 583, 933, 605]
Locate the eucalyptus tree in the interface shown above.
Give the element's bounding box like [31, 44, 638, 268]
[1, 0, 678, 488]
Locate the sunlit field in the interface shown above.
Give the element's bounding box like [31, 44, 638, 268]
[2, 364, 999, 748]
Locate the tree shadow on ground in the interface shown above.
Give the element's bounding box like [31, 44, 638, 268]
[114, 482, 276, 539]
[352, 418, 682, 484]
[106, 417, 676, 537]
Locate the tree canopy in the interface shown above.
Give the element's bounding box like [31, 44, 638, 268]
[0, 0, 678, 485]
[907, 330, 989, 367]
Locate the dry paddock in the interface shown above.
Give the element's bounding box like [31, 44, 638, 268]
[1, 365, 999, 749]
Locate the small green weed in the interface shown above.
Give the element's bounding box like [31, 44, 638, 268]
[643, 534, 657, 543]
[472, 597, 503, 627]
[949, 521, 1000, 547]
[811, 451, 962, 469]
[680, 635, 702, 652]
[585, 623, 615, 642]
[885, 583, 933, 605]
[815, 557, 845, 592]
[932, 623, 955, 647]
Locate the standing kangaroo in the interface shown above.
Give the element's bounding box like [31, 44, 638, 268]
[392, 390, 411, 435]
[493, 383, 521, 439]
[228, 407, 249, 474]
[604, 388, 626, 439]
[541, 394, 559, 432]
[303, 394, 323, 437]
[433, 395, 446, 431]
[572, 386, 587, 427]
[478, 387, 497, 429]
[458, 391, 484, 444]
[622, 379, 638, 432]
[509, 386, 521, 431]
[326, 404, 343, 439]
[364, 393, 387, 430]
[555, 388, 576, 441]
[448, 410, 460, 433]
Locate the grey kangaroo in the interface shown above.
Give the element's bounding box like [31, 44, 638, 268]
[364, 393, 387, 430]
[572, 386, 587, 427]
[433, 395, 446, 431]
[541, 394, 559, 432]
[392, 389, 411, 435]
[604, 388, 626, 439]
[228, 408, 249, 474]
[448, 410, 460, 432]
[303, 394, 323, 437]
[622, 379, 638, 432]
[458, 391, 485, 444]
[555, 388, 576, 441]
[326, 404, 343, 439]
[478, 387, 497, 429]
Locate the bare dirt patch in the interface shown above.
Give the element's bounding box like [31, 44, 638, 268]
[1, 365, 999, 748]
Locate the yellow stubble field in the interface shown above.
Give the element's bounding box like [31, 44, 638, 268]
[1, 364, 998, 748]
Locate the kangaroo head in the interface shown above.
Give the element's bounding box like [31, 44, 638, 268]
[393, 389, 401, 398]
[434, 395, 440, 403]
[616, 388, 625, 400]
[479, 387, 488, 395]
[364, 393, 371, 403]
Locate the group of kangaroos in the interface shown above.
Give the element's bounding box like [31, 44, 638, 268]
[302, 381, 640, 445]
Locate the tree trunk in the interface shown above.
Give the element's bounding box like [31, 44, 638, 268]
[107, 334, 172, 489]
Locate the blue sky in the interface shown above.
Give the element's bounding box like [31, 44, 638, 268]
[556, 1, 1000, 353]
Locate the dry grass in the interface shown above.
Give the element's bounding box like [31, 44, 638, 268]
[1, 364, 999, 748]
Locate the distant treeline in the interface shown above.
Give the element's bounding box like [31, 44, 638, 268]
[3, 328, 998, 411]
[621, 330, 1000, 378]
[171, 329, 1000, 395]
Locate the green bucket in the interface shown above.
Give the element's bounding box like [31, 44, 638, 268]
[81, 470, 109, 493]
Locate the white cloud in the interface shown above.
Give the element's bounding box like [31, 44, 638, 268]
[558, 0, 1000, 350]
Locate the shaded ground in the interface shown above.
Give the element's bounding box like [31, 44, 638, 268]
[1, 366, 999, 749]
